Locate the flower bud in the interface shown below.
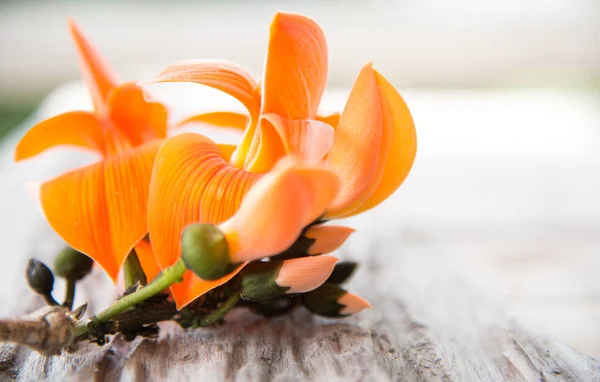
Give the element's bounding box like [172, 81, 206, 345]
[181, 223, 233, 280]
[241, 256, 338, 302]
[26, 259, 55, 295]
[53, 247, 94, 281]
[302, 283, 370, 317]
[326, 261, 357, 284]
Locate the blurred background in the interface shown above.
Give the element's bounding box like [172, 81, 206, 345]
[1, 0, 599, 357]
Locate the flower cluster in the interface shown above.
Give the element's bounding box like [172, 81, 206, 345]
[12, 11, 416, 348]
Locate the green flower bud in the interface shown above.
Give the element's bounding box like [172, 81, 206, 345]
[326, 262, 357, 284]
[181, 223, 233, 280]
[240, 261, 289, 302]
[54, 247, 94, 281]
[26, 259, 55, 295]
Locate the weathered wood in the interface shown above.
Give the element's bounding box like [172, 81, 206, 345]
[0, 87, 598, 381]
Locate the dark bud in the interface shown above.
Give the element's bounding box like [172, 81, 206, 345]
[303, 283, 370, 317]
[26, 259, 55, 295]
[326, 262, 358, 284]
[54, 247, 94, 281]
[302, 283, 346, 317]
[181, 224, 233, 280]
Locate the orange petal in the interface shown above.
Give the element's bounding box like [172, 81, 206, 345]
[134, 238, 161, 282]
[245, 114, 334, 173]
[338, 292, 371, 315]
[14, 111, 106, 161]
[304, 225, 355, 255]
[326, 63, 390, 217]
[350, 70, 417, 214]
[149, 60, 260, 168]
[68, 19, 118, 113]
[261, 11, 328, 120]
[107, 83, 168, 146]
[41, 141, 161, 281]
[219, 158, 340, 263]
[150, 60, 260, 119]
[176, 111, 248, 130]
[317, 112, 341, 128]
[147, 133, 259, 308]
[218, 144, 238, 162]
[275, 255, 339, 293]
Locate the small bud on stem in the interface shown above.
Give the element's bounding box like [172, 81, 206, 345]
[182, 224, 234, 280]
[54, 247, 94, 281]
[26, 259, 59, 306]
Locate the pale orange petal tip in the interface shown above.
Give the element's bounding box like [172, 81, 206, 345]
[338, 292, 371, 315]
[304, 225, 355, 255]
[275, 255, 339, 293]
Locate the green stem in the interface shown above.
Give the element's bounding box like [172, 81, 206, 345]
[192, 291, 241, 327]
[63, 279, 75, 310]
[124, 249, 147, 288]
[73, 259, 187, 338]
[97, 259, 186, 322]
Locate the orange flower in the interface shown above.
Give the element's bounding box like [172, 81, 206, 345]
[14, 20, 168, 281]
[146, 11, 416, 308]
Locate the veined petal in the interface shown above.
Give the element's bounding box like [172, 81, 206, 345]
[245, 114, 334, 173]
[147, 133, 258, 308]
[350, 70, 416, 214]
[326, 63, 389, 218]
[134, 238, 161, 282]
[219, 158, 340, 263]
[68, 19, 118, 113]
[317, 112, 340, 128]
[176, 111, 248, 130]
[149, 60, 260, 168]
[304, 225, 355, 255]
[261, 11, 328, 119]
[107, 83, 168, 146]
[150, 60, 260, 119]
[15, 111, 106, 161]
[40, 141, 161, 281]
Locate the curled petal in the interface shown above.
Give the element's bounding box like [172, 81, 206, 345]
[246, 114, 334, 173]
[68, 19, 118, 113]
[107, 83, 168, 146]
[177, 111, 249, 131]
[148, 133, 259, 308]
[15, 111, 106, 160]
[150, 60, 260, 119]
[327, 63, 414, 218]
[149, 60, 260, 167]
[40, 141, 160, 281]
[261, 11, 328, 119]
[304, 225, 355, 255]
[351, 70, 417, 214]
[220, 158, 340, 263]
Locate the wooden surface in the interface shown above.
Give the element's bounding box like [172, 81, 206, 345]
[0, 87, 599, 381]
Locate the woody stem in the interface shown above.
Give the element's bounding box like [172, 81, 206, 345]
[73, 259, 187, 338]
